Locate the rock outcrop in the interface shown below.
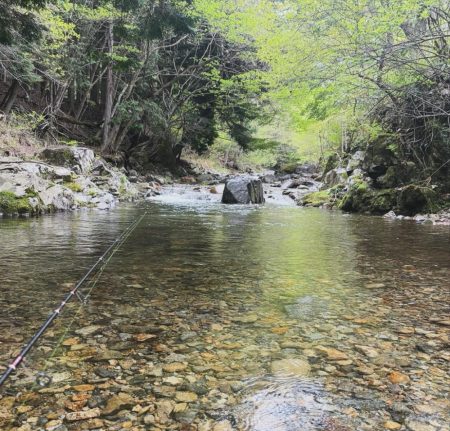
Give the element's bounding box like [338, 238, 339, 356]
[41, 147, 95, 174]
[0, 147, 142, 216]
[222, 177, 265, 204]
[300, 141, 448, 215]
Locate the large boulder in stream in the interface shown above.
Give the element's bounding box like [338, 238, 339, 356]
[222, 176, 265, 204]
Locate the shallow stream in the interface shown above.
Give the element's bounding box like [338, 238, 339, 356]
[0, 189, 449, 430]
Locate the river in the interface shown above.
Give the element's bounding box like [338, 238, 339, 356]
[0, 189, 449, 430]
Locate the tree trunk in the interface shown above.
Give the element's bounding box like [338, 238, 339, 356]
[68, 84, 75, 115]
[2, 79, 19, 115]
[101, 20, 114, 152]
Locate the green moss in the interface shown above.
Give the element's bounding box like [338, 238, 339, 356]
[302, 190, 332, 207]
[371, 189, 398, 214]
[63, 149, 73, 161]
[24, 187, 39, 197]
[321, 153, 339, 176]
[338, 182, 444, 215]
[356, 180, 369, 191]
[0, 191, 33, 214]
[337, 194, 353, 211]
[338, 181, 397, 214]
[377, 166, 399, 188]
[64, 182, 83, 193]
[65, 139, 79, 147]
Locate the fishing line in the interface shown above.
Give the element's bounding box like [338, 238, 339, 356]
[0, 211, 147, 388]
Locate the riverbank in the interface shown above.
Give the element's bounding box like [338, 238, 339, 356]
[0, 148, 143, 215]
[0, 125, 321, 216]
[294, 142, 450, 224]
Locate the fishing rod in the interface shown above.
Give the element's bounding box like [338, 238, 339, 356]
[0, 211, 147, 388]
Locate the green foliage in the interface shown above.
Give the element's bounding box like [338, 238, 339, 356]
[64, 139, 80, 147]
[7, 112, 45, 131]
[2, 0, 449, 177]
[274, 144, 302, 169]
[0, 1, 44, 45]
[240, 149, 277, 170]
[196, 0, 450, 176]
[209, 136, 242, 164]
[318, 114, 386, 153]
[138, 1, 195, 40]
[247, 138, 278, 152]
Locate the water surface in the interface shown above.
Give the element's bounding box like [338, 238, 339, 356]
[0, 195, 449, 430]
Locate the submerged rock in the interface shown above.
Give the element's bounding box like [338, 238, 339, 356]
[222, 176, 265, 204]
[284, 296, 329, 319]
[271, 358, 311, 377]
[65, 408, 101, 422]
[102, 393, 134, 416]
[233, 378, 347, 431]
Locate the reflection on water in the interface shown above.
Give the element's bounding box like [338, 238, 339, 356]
[0, 197, 449, 430]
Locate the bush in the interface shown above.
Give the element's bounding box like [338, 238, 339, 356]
[274, 144, 302, 171]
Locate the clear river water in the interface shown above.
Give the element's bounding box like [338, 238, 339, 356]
[0, 188, 449, 431]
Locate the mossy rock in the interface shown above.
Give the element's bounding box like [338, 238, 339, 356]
[365, 137, 399, 169]
[338, 182, 397, 214]
[376, 163, 420, 189]
[302, 190, 333, 207]
[0, 191, 35, 215]
[323, 168, 348, 187]
[87, 188, 98, 197]
[339, 181, 442, 215]
[41, 148, 76, 167]
[371, 189, 398, 214]
[376, 166, 400, 188]
[397, 185, 440, 216]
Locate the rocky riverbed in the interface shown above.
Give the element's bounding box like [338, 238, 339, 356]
[0, 201, 448, 431]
